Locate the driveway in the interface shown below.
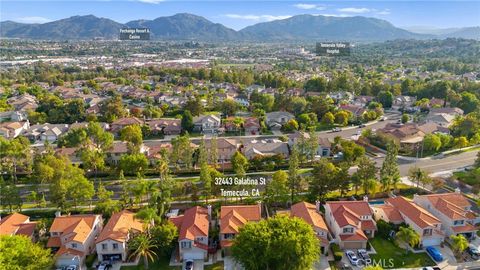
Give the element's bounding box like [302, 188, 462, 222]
[182, 260, 204, 270]
[313, 255, 331, 270]
[434, 245, 457, 269]
[223, 256, 244, 270]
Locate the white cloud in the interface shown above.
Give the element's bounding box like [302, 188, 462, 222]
[293, 3, 326, 10]
[136, 0, 164, 4]
[224, 14, 292, 22]
[337, 7, 371, 14]
[16, 16, 52, 24]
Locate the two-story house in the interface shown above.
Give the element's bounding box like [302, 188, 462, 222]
[170, 206, 210, 261]
[287, 131, 331, 158]
[324, 200, 377, 249]
[413, 191, 479, 240]
[0, 212, 37, 240]
[265, 111, 295, 130]
[47, 214, 103, 268]
[219, 204, 262, 253]
[204, 138, 239, 166]
[376, 196, 445, 247]
[96, 210, 145, 263]
[193, 115, 222, 134]
[290, 202, 330, 254]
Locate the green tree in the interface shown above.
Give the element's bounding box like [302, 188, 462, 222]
[79, 148, 105, 181]
[377, 90, 394, 108]
[66, 170, 95, 210]
[151, 221, 178, 256]
[231, 215, 319, 270]
[170, 134, 194, 171]
[450, 234, 469, 257]
[0, 136, 32, 183]
[309, 159, 340, 202]
[288, 145, 300, 202]
[454, 136, 469, 148]
[128, 233, 157, 270]
[380, 143, 400, 192]
[0, 235, 54, 269]
[408, 167, 429, 188]
[423, 134, 442, 152]
[181, 110, 194, 132]
[200, 162, 212, 203]
[334, 110, 349, 126]
[396, 226, 420, 252]
[282, 119, 299, 132]
[94, 182, 119, 217]
[120, 124, 143, 153]
[321, 111, 335, 125]
[0, 184, 23, 212]
[264, 171, 289, 206]
[401, 114, 409, 124]
[231, 151, 248, 177]
[119, 153, 149, 175]
[356, 156, 378, 196]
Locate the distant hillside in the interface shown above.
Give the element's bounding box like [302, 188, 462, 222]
[0, 15, 123, 39]
[239, 15, 429, 41]
[1, 13, 477, 41]
[125, 13, 238, 40]
[439, 27, 480, 40]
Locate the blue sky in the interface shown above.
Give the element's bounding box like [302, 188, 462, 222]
[1, 1, 479, 30]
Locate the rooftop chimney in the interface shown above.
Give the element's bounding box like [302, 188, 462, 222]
[55, 211, 61, 217]
[454, 188, 461, 193]
[363, 195, 369, 202]
[315, 200, 320, 212]
[207, 205, 212, 219]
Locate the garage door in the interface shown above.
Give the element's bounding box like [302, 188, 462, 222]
[423, 238, 442, 247]
[342, 241, 365, 249]
[184, 251, 204, 260]
[56, 257, 80, 267]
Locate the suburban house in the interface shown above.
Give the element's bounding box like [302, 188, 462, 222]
[429, 107, 464, 117]
[47, 214, 103, 268]
[413, 191, 479, 239]
[55, 147, 82, 164]
[146, 118, 182, 135]
[0, 121, 29, 139]
[243, 117, 261, 135]
[205, 138, 239, 165]
[96, 210, 145, 263]
[328, 91, 354, 103]
[265, 111, 295, 130]
[193, 114, 222, 134]
[23, 123, 69, 143]
[105, 142, 150, 165]
[0, 212, 37, 239]
[169, 206, 210, 261]
[290, 202, 330, 254]
[424, 113, 456, 127]
[0, 111, 27, 122]
[242, 139, 289, 160]
[287, 131, 331, 158]
[324, 200, 377, 249]
[339, 104, 366, 119]
[219, 204, 262, 253]
[110, 117, 144, 134]
[393, 95, 417, 108]
[374, 196, 445, 247]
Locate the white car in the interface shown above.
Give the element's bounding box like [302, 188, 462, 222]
[345, 250, 360, 266]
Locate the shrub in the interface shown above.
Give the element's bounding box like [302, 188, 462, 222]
[85, 254, 97, 268]
[331, 243, 343, 261]
[376, 219, 394, 239]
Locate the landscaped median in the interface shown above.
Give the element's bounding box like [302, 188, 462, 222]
[369, 237, 436, 269]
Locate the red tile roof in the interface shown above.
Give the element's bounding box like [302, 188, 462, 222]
[170, 206, 209, 241]
[0, 213, 31, 236]
[96, 210, 144, 243]
[291, 202, 328, 232]
[386, 196, 440, 229]
[420, 193, 477, 220]
[220, 205, 261, 235]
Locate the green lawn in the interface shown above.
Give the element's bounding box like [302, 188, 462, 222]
[205, 262, 224, 270]
[369, 237, 435, 269]
[120, 255, 180, 270]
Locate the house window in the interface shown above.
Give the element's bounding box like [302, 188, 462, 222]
[423, 229, 432, 236]
[112, 243, 118, 250]
[72, 243, 77, 248]
[224, 233, 235, 240]
[102, 244, 107, 250]
[181, 241, 192, 249]
[343, 227, 354, 233]
[453, 220, 464, 226]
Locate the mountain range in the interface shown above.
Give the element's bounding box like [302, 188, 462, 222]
[1, 13, 478, 41]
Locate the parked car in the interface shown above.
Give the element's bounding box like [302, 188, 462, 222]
[467, 244, 480, 258]
[184, 260, 194, 270]
[358, 124, 366, 128]
[331, 127, 342, 132]
[340, 263, 353, 270]
[97, 262, 111, 270]
[345, 250, 360, 266]
[66, 266, 77, 270]
[380, 116, 387, 121]
[426, 246, 444, 262]
[357, 249, 371, 264]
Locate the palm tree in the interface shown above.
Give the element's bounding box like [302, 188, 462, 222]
[128, 233, 158, 269]
[396, 226, 420, 253]
[408, 167, 427, 188]
[450, 234, 468, 258]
